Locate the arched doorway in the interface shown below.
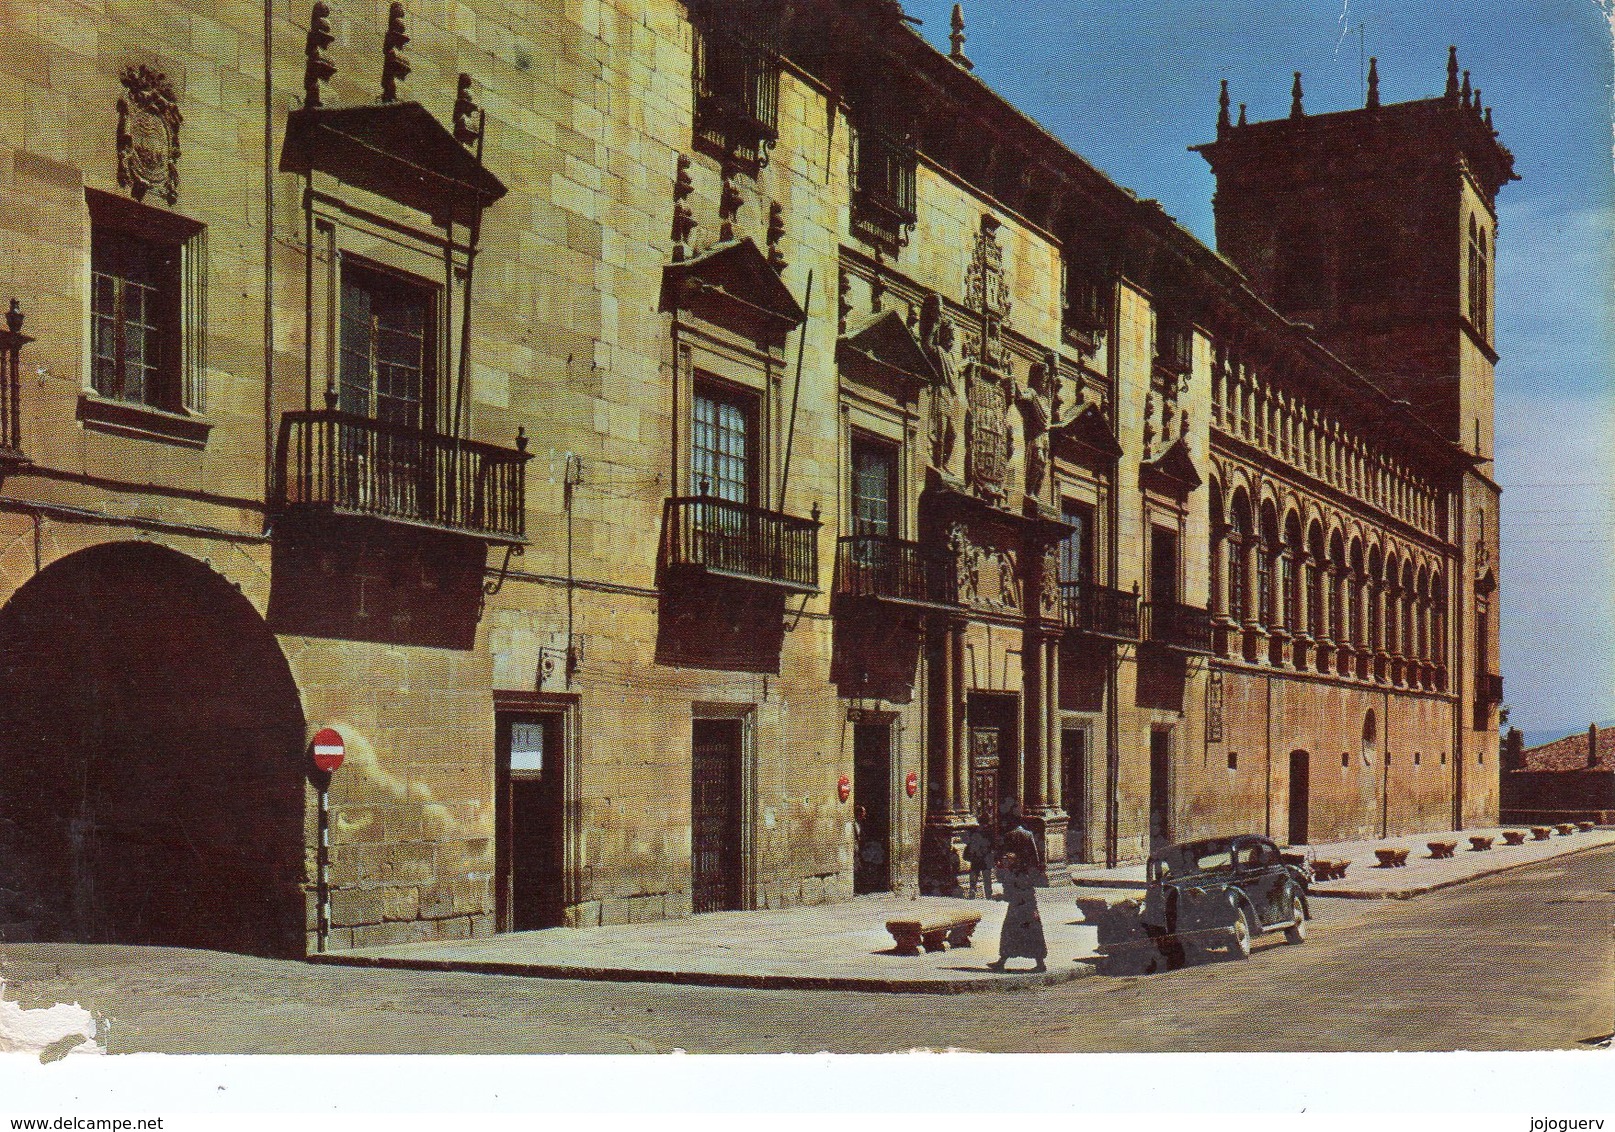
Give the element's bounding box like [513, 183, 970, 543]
[0, 542, 307, 957]
[1288, 750, 1310, 845]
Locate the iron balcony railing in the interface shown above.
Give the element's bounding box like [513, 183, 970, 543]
[1480, 672, 1504, 704]
[1059, 580, 1140, 641]
[275, 410, 530, 542]
[1147, 599, 1215, 654]
[834, 535, 958, 609]
[662, 493, 819, 593]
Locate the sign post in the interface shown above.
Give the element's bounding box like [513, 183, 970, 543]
[309, 728, 345, 953]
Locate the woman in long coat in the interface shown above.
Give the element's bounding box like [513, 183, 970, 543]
[989, 810, 1048, 972]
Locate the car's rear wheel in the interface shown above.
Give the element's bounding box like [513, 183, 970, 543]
[1225, 904, 1253, 959]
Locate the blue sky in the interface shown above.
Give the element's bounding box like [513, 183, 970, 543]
[901, 0, 1614, 736]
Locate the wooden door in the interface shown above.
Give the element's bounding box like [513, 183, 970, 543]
[969, 725, 1000, 837]
[1149, 728, 1172, 849]
[497, 714, 565, 931]
[852, 723, 892, 893]
[1288, 750, 1310, 845]
[1061, 729, 1087, 863]
[692, 719, 744, 913]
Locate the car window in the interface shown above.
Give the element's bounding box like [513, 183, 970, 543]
[1195, 850, 1232, 871]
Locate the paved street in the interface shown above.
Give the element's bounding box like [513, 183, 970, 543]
[0, 846, 1609, 1054]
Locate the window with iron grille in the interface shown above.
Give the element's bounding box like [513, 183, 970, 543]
[693, 380, 756, 505]
[88, 193, 206, 415]
[850, 433, 897, 537]
[339, 260, 436, 428]
[690, 2, 781, 169]
[851, 123, 917, 252]
[1063, 261, 1108, 345]
[1154, 315, 1192, 377]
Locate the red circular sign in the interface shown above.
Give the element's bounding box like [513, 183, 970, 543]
[905, 772, 919, 798]
[311, 728, 345, 773]
[837, 775, 851, 803]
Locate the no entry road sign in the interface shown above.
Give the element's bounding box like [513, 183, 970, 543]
[311, 728, 345, 773]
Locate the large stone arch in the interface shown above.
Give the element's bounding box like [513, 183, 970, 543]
[0, 542, 307, 957]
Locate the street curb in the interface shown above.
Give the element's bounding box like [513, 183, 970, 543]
[1067, 838, 1615, 901]
[306, 951, 1099, 994]
[1309, 838, 1615, 900]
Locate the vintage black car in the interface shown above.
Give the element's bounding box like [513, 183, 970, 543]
[1139, 834, 1310, 961]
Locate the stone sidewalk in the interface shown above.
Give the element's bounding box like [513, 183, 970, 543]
[312, 891, 1106, 994]
[1069, 824, 1615, 899]
[311, 825, 1614, 993]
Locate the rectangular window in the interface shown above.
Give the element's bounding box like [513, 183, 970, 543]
[1150, 526, 1179, 607]
[1060, 501, 1095, 585]
[339, 260, 436, 428]
[693, 380, 756, 505]
[850, 433, 898, 538]
[87, 191, 205, 415]
[852, 124, 918, 245]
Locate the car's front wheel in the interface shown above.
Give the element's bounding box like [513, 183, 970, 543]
[1284, 889, 1308, 944]
[1225, 904, 1253, 959]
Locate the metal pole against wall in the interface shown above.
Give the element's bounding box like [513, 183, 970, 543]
[316, 777, 331, 952]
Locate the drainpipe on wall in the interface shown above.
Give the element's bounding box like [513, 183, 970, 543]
[263, 0, 275, 526]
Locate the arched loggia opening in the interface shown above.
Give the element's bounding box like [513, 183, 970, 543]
[0, 542, 307, 957]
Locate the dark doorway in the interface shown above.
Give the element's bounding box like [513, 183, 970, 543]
[1061, 729, 1088, 863]
[1149, 728, 1172, 848]
[1150, 526, 1180, 606]
[852, 723, 892, 894]
[0, 543, 307, 957]
[496, 713, 566, 931]
[967, 694, 1019, 831]
[1288, 749, 1311, 845]
[692, 718, 744, 913]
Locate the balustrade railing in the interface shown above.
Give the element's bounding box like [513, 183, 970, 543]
[1059, 580, 1140, 641]
[1147, 599, 1215, 654]
[834, 535, 956, 608]
[275, 410, 529, 542]
[662, 493, 820, 592]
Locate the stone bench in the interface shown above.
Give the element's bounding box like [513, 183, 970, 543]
[1311, 859, 1349, 881]
[1576, 821, 1596, 832]
[1374, 847, 1410, 868]
[1502, 831, 1527, 846]
[1531, 826, 1553, 841]
[1468, 835, 1494, 851]
[1555, 823, 1576, 836]
[886, 912, 982, 956]
[1427, 841, 1457, 859]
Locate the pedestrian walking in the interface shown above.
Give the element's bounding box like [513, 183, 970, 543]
[989, 806, 1048, 973]
[964, 810, 996, 899]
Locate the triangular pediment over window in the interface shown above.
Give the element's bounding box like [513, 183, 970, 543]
[280, 102, 507, 226]
[662, 238, 806, 339]
[1139, 435, 1202, 495]
[1051, 403, 1123, 465]
[837, 310, 937, 401]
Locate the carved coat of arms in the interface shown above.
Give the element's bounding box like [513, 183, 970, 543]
[117, 65, 182, 204]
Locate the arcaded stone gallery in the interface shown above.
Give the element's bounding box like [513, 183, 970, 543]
[0, 0, 1510, 955]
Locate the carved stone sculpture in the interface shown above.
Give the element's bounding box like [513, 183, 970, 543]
[117, 66, 181, 204]
[921, 293, 965, 479]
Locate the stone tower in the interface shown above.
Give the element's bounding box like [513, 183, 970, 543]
[1193, 49, 1519, 825]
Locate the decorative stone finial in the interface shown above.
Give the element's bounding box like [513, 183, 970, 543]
[5, 299, 21, 335]
[1217, 79, 1231, 133]
[381, 2, 411, 103]
[1237, 103, 1247, 127]
[1461, 70, 1471, 108]
[1366, 56, 1380, 109]
[1446, 46, 1460, 100]
[671, 154, 695, 261]
[516, 426, 528, 453]
[304, 1, 336, 108]
[948, 4, 972, 70]
[1485, 106, 1494, 131]
[1290, 71, 1305, 119]
[453, 74, 482, 146]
